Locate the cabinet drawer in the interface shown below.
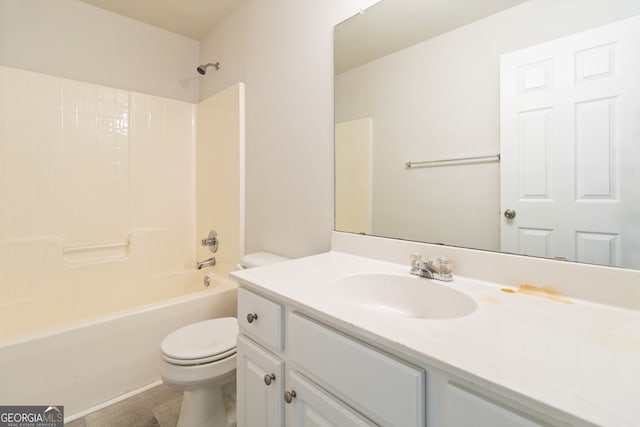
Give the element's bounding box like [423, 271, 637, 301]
[238, 288, 283, 351]
[288, 313, 425, 427]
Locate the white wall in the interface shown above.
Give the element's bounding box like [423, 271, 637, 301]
[199, 0, 379, 258]
[198, 2, 248, 101]
[336, 0, 640, 251]
[0, 0, 199, 102]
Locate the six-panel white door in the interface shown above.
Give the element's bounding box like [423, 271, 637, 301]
[500, 15, 640, 268]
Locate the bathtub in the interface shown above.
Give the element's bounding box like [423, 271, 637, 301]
[0, 269, 237, 419]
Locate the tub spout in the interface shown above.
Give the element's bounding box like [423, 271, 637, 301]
[197, 257, 216, 270]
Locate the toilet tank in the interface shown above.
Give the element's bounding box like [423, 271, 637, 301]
[238, 252, 291, 269]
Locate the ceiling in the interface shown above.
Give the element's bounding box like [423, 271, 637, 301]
[335, 0, 529, 73]
[78, 0, 241, 40]
[76, 0, 528, 61]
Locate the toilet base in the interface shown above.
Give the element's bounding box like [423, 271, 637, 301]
[177, 382, 226, 427]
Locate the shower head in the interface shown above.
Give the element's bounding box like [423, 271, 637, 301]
[197, 62, 221, 75]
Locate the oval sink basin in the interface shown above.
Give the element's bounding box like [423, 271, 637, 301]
[330, 274, 477, 319]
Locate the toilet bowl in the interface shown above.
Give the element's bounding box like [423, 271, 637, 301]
[160, 317, 238, 427]
[160, 252, 291, 427]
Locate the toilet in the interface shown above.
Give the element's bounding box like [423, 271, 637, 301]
[161, 318, 238, 427]
[160, 252, 290, 427]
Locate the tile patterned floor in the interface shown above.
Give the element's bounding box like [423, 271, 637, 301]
[65, 384, 182, 427]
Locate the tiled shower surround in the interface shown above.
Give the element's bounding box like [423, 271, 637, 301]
[0, 66, 196, 338]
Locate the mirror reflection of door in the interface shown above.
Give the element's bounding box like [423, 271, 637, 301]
[335, 118, 372, 235]
[500, 15, 640, 268]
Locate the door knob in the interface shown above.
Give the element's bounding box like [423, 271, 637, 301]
[504, 209, 516, 219]
[246, 313, 258, 323]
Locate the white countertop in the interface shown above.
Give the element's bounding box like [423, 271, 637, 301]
[232, 251, 640, 427]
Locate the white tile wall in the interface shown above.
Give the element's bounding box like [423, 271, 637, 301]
[129, 92, 196, 272]
[1, 240, 33, 301]
[61, 80, 130, 246]
[0, 66, 199, 330]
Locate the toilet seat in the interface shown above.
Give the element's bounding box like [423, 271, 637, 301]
[161, 317, 238, 366]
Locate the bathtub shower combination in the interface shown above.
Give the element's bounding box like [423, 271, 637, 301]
[0, 65, 245, 419]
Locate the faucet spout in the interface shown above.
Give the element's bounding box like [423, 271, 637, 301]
[410, 256, 453, 282]
[197, 257, 216, 270]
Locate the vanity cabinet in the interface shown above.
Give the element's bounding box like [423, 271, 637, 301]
[237, 286, 555, 427]
[237, 332, 374, 427]
[237, 287, 423, 427]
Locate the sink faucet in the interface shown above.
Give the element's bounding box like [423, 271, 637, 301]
[410, 255, 453, 282]
[197, 257, 216, 270]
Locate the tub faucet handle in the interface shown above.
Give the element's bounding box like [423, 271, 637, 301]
[201, 230, 218, 253]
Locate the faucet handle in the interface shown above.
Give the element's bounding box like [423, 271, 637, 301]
[410, 254, 423, 271]
[201, 230, 218, 253]
[436, 257, 452, 277]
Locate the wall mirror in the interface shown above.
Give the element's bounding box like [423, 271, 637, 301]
[334, 0, 640, 270]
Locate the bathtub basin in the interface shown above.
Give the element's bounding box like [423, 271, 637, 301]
[330, 273, 476, 319]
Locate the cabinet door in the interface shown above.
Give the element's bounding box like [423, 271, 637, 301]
[237, 335, 284, 427]
[445, 384, 545, 427]
[285, 371, 376, 427]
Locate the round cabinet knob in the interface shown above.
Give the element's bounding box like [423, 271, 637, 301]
[263, 373, 275, 386]
[284, 390, 297, 404]
[246, 313, 258, 323]
[504, 209, 516, 219]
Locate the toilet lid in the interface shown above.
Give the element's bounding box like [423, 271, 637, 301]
[161, 317, 237, 363]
